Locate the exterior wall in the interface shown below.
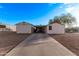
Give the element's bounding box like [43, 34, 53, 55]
[31, 26, 35, 33]
[16, 24, 32, 33]
[46, 23, 65, 34]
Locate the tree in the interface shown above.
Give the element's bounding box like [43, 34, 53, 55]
[48, 19, 53, 24]
[53, 16, 61, 24]
[49, 13, 76, 28]
[60, 13, 76, 28]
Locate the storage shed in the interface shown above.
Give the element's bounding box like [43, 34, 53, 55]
[16, 22, 34, 34]
[46, 23, 65, 34]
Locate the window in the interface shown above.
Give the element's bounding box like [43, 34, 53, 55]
[49, 26, 52, 30]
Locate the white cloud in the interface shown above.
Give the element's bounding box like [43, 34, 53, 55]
[64, 4, 79, 27]
[59, 3, 73, 9]
[65, 7, 75, 13]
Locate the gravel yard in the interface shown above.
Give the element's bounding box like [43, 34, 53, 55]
[50, 33, 79, 56]
[0, 32, 30, 56]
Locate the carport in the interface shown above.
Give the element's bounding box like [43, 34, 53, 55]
[34, 25, 46, 33]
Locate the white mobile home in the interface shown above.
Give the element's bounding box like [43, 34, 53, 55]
[16, 22, 34, 34]
[46, 23, 65, 34]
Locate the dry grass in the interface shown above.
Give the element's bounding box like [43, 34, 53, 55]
[0, 31, 30, 56]
[50, 33, 79, 56]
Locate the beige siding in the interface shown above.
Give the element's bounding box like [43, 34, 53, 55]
[46, 23, 65, 34]
[16, 24, 32, 33]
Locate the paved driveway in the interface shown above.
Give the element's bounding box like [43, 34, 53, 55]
[6, 33, 76, 56]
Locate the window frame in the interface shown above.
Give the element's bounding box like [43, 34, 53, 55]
[49, 26, 52, 30]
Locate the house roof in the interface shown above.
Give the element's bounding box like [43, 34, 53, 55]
[15, 22, 32, 25]
[49, 20, 61, 25]
[48, 22, 60, 26]
[15, 22, 36, 28]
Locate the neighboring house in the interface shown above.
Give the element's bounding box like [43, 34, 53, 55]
[16, 22, 35, 34]
[46, 23, 65, 34]
[0, 25, 6, 31]
[0, 24, 16, 32]
[6, 25, 16, 32]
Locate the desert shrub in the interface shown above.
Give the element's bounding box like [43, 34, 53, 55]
[65, 28, 78, 33]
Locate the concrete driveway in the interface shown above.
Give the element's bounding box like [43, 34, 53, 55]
[6, 33, 76, 56]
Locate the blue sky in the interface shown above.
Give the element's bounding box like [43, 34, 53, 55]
[0, 3, 79, 26]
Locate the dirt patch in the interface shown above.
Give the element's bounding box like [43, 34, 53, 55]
[0, 32, 30, 56]
[50, 33, 79, 56]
